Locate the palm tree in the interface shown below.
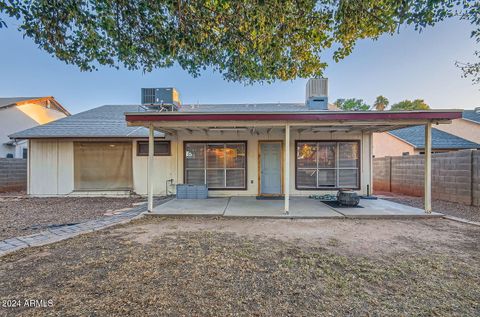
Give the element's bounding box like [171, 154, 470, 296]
[373, 95, 389, 111]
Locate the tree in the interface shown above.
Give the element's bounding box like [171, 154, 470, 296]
[390, 99, 430, 111]
[0, 1, 477, 83]
[373, 95, 389, 111]
[334, 98, 370, 111]
[455, 1, 480, 84]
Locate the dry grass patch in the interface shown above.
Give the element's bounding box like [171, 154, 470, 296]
[0, 196, 145, 240]
[0, 217, 479, 316]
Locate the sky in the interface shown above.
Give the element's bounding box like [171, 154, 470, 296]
[0, 15, 479, 114]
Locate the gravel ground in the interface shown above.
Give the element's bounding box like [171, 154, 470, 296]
[375, 191, 480, 223]
[0, 196, 145, 240]
[0, 217, 478, 316]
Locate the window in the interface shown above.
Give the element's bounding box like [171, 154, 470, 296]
[74, 142, 133, 190]
[296, 141, 360, 189]
[184, 142, 247, 189]
[22, 148, 28, 159]
[137, 141, 171, 156]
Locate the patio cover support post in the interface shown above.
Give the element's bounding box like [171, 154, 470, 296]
[147, 124, 154, 212]
[424, 122, 432, 213]
[284, 123, 290, 214]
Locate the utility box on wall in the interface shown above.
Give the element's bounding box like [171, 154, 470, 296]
[176, 184, 208, 199]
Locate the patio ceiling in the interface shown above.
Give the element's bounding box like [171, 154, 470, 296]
[125, 109, 462, 136]
[146, 124, 421, 136]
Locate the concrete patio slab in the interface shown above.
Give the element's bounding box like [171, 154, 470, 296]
[152, 198, 229, 216]
[331, 198, 443, 218]
[149, 196, 443, 219]
[223, 197, 343, 218]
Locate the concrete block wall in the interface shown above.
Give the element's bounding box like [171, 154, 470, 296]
[473, 151, 480, 206]
[374, 150, 479, 206]
[431, 151, 473, 205]
[0, 158, 27, 192]
[390, 155, 424, 197]
[373, 157, 391, 192]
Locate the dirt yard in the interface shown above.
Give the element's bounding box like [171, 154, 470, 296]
[376, 191, 480, 223]
[0, 196, 145, 240]
[0, 216, 479, 316]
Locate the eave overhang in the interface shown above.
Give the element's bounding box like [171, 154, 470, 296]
[125, 110, 462, 123]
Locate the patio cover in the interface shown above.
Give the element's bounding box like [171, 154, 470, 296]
[125, 109, 463, 213]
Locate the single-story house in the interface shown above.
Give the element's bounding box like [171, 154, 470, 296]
[10, 79, 463, 213]
[372, 125, 480, 157]
[434, 108, 480, 144]
[0, 96, 70, 158]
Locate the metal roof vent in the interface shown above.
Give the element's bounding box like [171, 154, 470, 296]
[306, 78, 328, 110]
[141, 88, 181, 111]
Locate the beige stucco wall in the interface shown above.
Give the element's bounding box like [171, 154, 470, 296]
[28, 131, 373, 197]
[29, 139, 176, 196]
[372, 132, 415, 158]
[132, 139, 177, 195]
[0, 104, 67, 158]
[29, 139, 74, 195]
[434, 118, 480, 144]
[162, 129, 371, 197]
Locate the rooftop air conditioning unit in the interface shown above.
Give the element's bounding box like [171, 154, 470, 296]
[141, 87, 181, 111]
[306, 78, 328, 110]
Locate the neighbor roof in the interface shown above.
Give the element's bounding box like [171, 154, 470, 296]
[462, 109, 480, 124]
[10, 105, 164, 139]
[388, 125, 480, 150]
[0, 96, 71, 116]
[0, 97, 42, 109]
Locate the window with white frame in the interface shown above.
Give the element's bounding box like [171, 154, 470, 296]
[184, 142, 246, 189]
[296, 141, 360, 189]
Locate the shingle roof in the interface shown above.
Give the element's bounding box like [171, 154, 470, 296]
[10, 102, 331, 139]
[0, 97, 42, 109]
[463, 109, 480, 124]
[10, 105, 164, 139]
[388, 125, 480, 150]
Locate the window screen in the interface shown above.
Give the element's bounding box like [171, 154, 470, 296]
[296, 141, 359, 189]
[184, 142, 246, 189]
[74, 142, 133, 190]
[137, 141, 171, 156]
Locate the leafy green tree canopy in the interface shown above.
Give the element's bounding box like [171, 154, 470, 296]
[455, 1, 480, 84]
[390, 99, 430, 111]
[0, 0, 477, 83]
[334, 98, 370, 111]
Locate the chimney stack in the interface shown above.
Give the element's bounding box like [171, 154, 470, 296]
[306, 78, 328, 110]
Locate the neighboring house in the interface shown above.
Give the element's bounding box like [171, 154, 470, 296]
[435, 108, 480, 144]
[0, 97, 70, 158]
[10, 80, 461, 212]
[372, 125, 480, 157]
